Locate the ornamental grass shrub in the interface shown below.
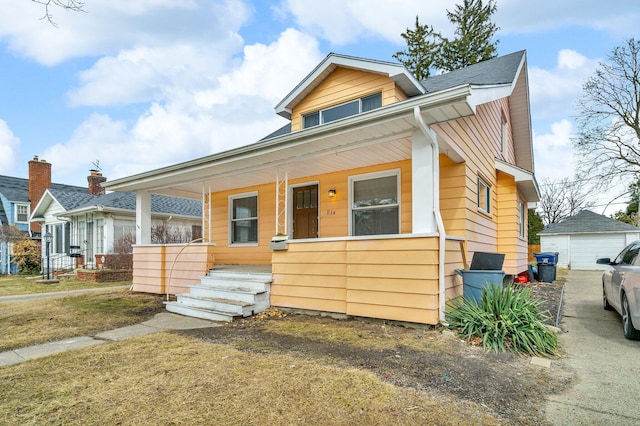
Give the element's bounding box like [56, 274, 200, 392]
[446, 283, 558, 357]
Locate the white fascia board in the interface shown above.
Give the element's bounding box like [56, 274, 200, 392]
[29, 189, 57, 221]
[495, 158, 541, 202]
[106, 84, 473, 193]
[275, 54, 424, 119]
[467, 84, 513, 111]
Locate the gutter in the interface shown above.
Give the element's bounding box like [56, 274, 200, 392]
[414, 106, 447, 323]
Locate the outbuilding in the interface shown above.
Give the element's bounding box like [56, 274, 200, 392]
[539, 210, 640, 270]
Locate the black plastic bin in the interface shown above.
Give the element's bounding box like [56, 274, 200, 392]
[534, 252, 558, 282]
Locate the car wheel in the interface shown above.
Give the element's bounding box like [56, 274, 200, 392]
[621, 293, 640, 340]
[603, 284, 613, 311]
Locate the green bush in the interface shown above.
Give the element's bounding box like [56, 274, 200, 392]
[446, 283, 558, 357]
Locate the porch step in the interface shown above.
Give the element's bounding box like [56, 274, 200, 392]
[164, 269, 272, 322]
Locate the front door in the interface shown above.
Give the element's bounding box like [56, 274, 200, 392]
[293, 185, 318, 239]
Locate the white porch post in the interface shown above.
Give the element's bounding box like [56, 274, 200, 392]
[136, 190, 152, 244]
[412, 129, 437, 233]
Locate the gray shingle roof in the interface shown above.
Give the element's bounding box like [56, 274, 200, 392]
[0, 175, 86, 202]
[419, 50, 525, 93]
[260, 50, 525, 141]
[65, 191, 201, 217]
[539, 210, 640, 235]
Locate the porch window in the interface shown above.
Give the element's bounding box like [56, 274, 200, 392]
[478, 177, 490, 213]
[96, 219, 104, 253]
[303, 92, 382, 128]
[350, 171, 400, 236]
[230, 193, 258, 245]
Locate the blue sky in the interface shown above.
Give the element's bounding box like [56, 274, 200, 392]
[0, 0, 639, 213]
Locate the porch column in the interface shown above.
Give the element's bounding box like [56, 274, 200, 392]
[136, 190, 152, 244]
[412, 129, 437, 233]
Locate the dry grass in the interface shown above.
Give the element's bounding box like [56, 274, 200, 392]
[0, 276, 127, 297]
[0, 332, 498, 425]
[0, 289, 164, 351]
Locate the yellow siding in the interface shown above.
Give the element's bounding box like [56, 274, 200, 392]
[495, 171, 528, 274]
[435, 100, 520, 270]
[290, 67, 408, 132]
[271, 236, 445, 325]
[203, 161, 413, 265]
[131, 244, 215, 294]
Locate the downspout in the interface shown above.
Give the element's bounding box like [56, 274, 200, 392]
[414, 106, 447, 323]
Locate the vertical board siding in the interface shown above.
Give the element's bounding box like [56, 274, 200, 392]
[290, 67, 407, 132]
[272, 236, 443, 324]
[131, 244, 215, 294]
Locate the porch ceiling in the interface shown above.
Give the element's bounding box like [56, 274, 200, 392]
[105, 86, 475, 200]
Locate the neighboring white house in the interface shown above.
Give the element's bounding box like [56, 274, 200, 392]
[539, 210, 640, 270]
[31, 188, 202, 269]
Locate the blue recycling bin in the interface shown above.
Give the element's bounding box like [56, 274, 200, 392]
[455, 269, 506, 303]
[534, 252, 558, 264]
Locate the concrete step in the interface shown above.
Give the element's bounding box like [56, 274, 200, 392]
[201, 271, 272, 292]
[189, 285, 269, 304]
[165, 269, 272, 322]
[164, 302, 237, 322]
[175, 295, 258, 317]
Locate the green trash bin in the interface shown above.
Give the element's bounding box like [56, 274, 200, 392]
[455, 269, 506, 303]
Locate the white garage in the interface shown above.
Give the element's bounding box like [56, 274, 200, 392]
[539, 210, 640, 270]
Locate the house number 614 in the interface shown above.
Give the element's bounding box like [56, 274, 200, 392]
[326, 210, 336, 215]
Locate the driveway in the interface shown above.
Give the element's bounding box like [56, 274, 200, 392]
[545, 269, 640, 425]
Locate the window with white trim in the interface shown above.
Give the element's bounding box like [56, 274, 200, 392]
[519, 200, 525, 237]
[16, 204, 28, 222]
[500, 113, 507, 157]
[303, 92, 382, 128]
[230, 193, 258, 244]
[478, 177, 490, 213]
[350, 170, 400, 236]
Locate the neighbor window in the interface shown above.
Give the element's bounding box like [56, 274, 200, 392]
[350, 171, 400, 236]
[230, 193, 258, 244]
[16, 204, 28, 222]
[478, 177, 490, 213]
[303, 92, 382, 128]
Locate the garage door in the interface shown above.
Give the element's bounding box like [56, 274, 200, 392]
[569, 234, 626, 270]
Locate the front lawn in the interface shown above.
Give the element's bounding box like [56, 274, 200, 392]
[0, 275, 128, 297]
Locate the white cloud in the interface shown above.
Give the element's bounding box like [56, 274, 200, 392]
[280, 0, 454, 45]
[0, 119, 20, 175]
[44, 29, 322, 183]
[0, 0, 249, 66]
[529, 49, 598, 119]
[497, 0, 640, 35]
[533, 120, 576, 180]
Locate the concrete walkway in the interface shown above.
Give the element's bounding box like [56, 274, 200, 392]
[0, 312, 220, 368]
[545, 270, 640, 425]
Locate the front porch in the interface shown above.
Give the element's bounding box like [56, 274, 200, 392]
[132, 235, 466, 325]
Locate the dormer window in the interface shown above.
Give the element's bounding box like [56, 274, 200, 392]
[303, 92, 382, 129]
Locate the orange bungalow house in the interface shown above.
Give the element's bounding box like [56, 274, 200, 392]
[104, 50, 539, 325]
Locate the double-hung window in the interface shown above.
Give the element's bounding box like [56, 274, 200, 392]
[230, 193, 258, 244]
[350, 171, 400, 236]
[303, 92, 382, 129]
[478, 177, 490, 213]
[16, 205, 28, 222]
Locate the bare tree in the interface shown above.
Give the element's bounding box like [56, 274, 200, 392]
[32, 0, 85, 25]
[573, 37, 640, 191]
[538, 177, 595, 225]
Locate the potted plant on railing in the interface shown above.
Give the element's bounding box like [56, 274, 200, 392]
[270, 233, 288, 250]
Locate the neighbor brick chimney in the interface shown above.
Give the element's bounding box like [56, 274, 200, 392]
[88, 170, 106, 195]
[28, 155, 52, 234]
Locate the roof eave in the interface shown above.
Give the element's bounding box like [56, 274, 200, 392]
[105, 84, 473, 193]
